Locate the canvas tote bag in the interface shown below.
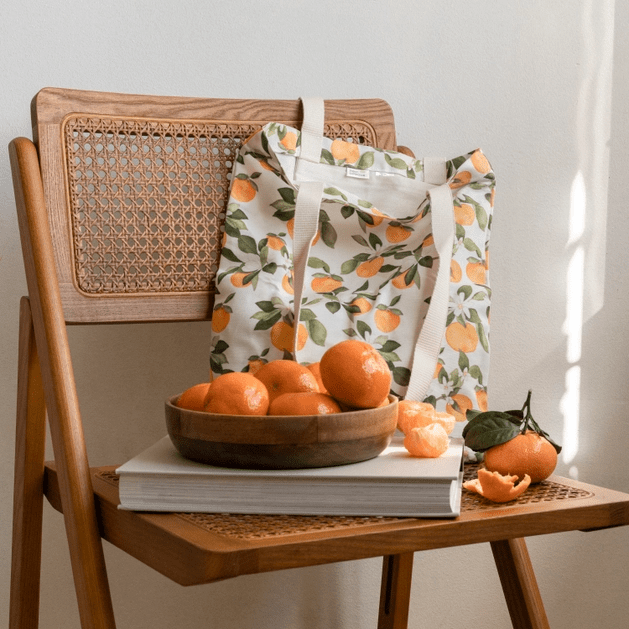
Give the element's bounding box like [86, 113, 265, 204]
[209, 98, 494, 416]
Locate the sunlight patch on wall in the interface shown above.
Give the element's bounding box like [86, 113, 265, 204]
[560, 0, 615, 479]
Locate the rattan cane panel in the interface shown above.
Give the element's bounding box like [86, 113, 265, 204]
[62, 116, 376, 296]
[97, 464, 594, 541]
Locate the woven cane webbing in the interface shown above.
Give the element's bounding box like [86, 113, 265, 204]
[96, 465, 593, 541]
[63, 116, 375, 296]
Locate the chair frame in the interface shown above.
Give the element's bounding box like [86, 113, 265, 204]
[9, 88, 629, 629]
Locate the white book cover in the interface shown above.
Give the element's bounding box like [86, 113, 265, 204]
[116, 435, 464, 518]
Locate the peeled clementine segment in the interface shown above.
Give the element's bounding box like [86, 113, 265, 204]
[463, 468, 531, 503]
[403, 423, 449, 458]
[397, 400, 435, 434]
[433, 411, 456, 435]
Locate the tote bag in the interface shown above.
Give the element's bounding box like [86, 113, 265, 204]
[209, 98, 494, 417]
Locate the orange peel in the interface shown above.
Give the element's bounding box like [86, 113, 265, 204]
[403, 423, 450, 458]
[463, 468, 531, 503]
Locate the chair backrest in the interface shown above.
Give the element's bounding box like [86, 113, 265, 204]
[30, 88, 397, 324]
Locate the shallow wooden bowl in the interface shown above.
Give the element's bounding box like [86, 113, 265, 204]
[165, 395, 398, 469]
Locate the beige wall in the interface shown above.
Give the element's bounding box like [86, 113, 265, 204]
[1, 1, 628, 627]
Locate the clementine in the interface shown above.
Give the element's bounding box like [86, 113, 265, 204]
[483, 431, 558, 484]
[177, 382, 212, 412]
[254, 359, 319, 403]
[404, 423, 449, 458]
[319, 339, 391, 409]
[306, 362, 328, 394]
[269, 392, 341, 416]
[203, 372, 269, 415]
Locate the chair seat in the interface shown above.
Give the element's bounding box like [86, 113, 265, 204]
[43, 460, 629, 586]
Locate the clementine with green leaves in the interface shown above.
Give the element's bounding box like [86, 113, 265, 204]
[463, 390, 561, 483]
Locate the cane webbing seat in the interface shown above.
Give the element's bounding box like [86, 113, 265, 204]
[10, 87, 629, 629]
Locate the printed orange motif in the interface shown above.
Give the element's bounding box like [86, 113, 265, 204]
[330, 139, 360, 164]
[445, 321, 479, 353]
[270, 321, 308, 353]
[231, 176, 257, 203]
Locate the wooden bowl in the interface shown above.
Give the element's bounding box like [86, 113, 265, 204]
[165, 395, 398, 469]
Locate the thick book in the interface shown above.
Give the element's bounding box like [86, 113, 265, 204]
[116, 435, 465, 518]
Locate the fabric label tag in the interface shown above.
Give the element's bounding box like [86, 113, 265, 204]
[346, 167, 370, 179]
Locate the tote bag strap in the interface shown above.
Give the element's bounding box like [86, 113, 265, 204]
[291, 98, 326, 355]
[293, 98, 454, 403]
[404, 181, 454, 401]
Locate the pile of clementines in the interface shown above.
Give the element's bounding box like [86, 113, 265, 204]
[177, 339, 392, 417]
[176, 338, 461, 459]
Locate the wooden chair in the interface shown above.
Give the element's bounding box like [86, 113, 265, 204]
[9, 87, 629, 629]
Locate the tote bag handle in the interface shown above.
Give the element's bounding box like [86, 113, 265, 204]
[292, 98, 454, 402]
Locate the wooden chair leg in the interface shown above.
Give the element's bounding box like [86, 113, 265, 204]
[10, 298, 47, 629]
[377, 552, 414, 629]
[490, 538, 550, 629]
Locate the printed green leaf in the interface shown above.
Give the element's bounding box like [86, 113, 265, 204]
[299, 308, 317, 321]
[341, 205, 355, 219]
[320, 149, 335, 165]
[308, 257, 331, 273]
[324, 187, 348, 201]
[469, 364, 483, 384]
[326, 301, 341, 314]
[356, 210, 375, 226]
[253, 310, 282, 331]
[392, 366, 411, 386]
[356, 151, 375, 170]
[220, 247, 241, 263]
[228, 208, 248, 220]
[278, 188, 296, 204]
[356, 320, 372, 339]
[341, 258, 360, 274]
[321, 220, 337, 248]
[307, 319, 327, 346]
[467, 308, 482, 324]
[477, 322, 489, 353]
[238, 235, 258, 255]
[262, 262, 278, 274]
[352, 235, 370, 247]
[458, 351, 469, 372]
[457, 285, 472, 300]
[254, 301, 276, 313]
[463, 237, 482, 257]
[381, 339, 401, 352]
[385, 154, 408, 170]
[368, 232, 383, 250]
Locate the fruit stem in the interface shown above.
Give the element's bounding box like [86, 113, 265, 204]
[520, 389, 533, 434]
